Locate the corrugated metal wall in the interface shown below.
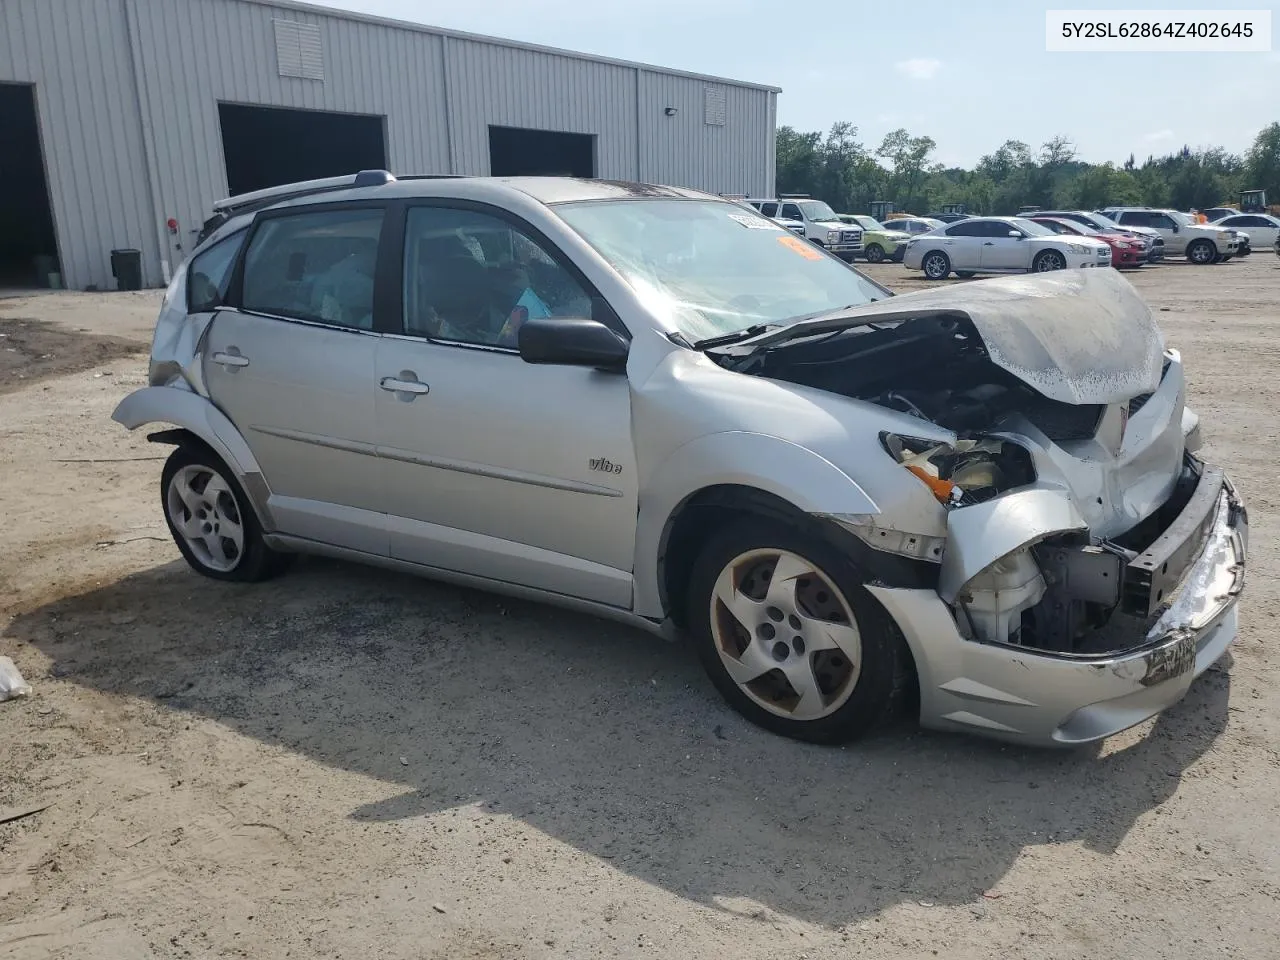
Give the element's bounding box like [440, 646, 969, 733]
[0, 0, 160, 291]
[0, 0, 777, 289]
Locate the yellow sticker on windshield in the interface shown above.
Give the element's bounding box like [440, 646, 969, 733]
[777, 234, 823, 261]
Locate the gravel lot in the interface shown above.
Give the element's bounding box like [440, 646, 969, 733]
[2, 256, 1278, 959]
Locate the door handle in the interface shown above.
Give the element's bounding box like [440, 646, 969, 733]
[380, 374, 430, 397]
[212, 351, 250, 368]
[983, 242, 995, 246]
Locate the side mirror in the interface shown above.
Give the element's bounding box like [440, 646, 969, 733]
[518, 317, 629, 371]
[1008, 230, 1022, 238]
[1171, 224, 1180, 233]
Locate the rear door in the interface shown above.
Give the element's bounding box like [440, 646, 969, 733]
[941, 220, 982, 268]
[372, 201, 638, 607]
[204, 205, 390, 555]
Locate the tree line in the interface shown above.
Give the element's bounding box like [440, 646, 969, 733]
[775, 121, 1280, 216]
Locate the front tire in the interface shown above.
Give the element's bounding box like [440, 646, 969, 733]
[688, 518, 910, 744]
[864, 243, 885, 263]
[1033, 250, 1067, 272]
[1187, 239, 1216, 264]
[921, 251, 951, 280]
[161, 446, 290, 582]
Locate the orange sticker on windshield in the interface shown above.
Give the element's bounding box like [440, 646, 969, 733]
[777, 234, 823, 260]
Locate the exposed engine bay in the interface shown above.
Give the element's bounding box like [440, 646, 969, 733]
[719, 313, 1104, 442]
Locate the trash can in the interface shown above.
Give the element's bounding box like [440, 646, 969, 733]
[32, 254, 57, 288]
[110, 248, 143, 291]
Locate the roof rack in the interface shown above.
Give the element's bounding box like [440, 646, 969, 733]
[778, 193, 811, 199]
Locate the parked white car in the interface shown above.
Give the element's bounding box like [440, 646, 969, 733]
[1099, 208, 1238, 264]
[1210, 212, 1280, 249]
[903, 216, 1111, 280]
[743, 198, 863, 259]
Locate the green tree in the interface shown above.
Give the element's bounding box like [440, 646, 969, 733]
[775, 126, 823, 196]
[875, 128, 937, 211]
[1244, 122, 1280, 200]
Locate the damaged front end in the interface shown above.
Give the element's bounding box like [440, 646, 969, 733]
[712, 270, 1248, 743]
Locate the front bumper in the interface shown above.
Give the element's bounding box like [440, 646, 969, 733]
[868, 472, 1247, 746]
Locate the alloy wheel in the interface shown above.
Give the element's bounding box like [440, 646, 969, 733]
[708, 548, 863, 721]
[165, 464, 245, 572]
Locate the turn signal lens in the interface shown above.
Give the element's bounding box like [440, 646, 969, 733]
[907, 465, 957, 503]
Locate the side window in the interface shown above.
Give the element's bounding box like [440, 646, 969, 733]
[1038, 221, 1067, 235]
[402, 206, 593, 348]
[780, 203, 804, 221]
[188, 229, 246, 313]
[1150, 214, 1176, 230]
[1240, 216, 1267, 227]
[241, 208, 384, 330]
[1117, 211, 1145, 227]
[758, 202, 779, 217]
[983, 221, 1018, 237]
[946, 221, 981, 237]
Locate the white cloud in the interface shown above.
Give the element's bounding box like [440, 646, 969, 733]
[894, 58, 942, 81]
[1143, 129, 1174, 142]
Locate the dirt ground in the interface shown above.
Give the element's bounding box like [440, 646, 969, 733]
[2, 256, 1279, 960]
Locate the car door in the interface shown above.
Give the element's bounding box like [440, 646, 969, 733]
[939, 220, 982, 268]
[204, 205, 390, 556]
[373, 202, 638, 608]
[1227, 215, 1278, 246]
[779, 203, 809, 238]
[978, 220, 1028, 270]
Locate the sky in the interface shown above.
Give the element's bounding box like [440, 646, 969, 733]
[306, 0, 1280, 168]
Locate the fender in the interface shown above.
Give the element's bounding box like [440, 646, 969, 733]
[632, 431, 880, 620]
[111, 386, 275, 530]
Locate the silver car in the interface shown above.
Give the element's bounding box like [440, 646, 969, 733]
[114, 174, 1247, 747]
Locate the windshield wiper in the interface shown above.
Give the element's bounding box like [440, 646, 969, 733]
[692, 324, 779, 349]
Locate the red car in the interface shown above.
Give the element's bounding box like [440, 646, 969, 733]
[1027, 217, 1148, 268]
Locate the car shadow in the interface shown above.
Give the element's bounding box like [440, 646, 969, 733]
[6, 556, 1231, 927]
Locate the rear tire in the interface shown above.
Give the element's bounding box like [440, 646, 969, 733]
[161, 446, 291, 583]
[921, 251, 951, 280]
[864, 243, 885, 263]
[688, 517, 911, 744]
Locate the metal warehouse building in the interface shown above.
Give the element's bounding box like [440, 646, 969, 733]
[0, 0, 779, 291]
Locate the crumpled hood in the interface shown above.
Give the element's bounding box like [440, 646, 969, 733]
[739, 269, 1165, 405]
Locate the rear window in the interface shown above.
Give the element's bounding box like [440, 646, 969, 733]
[241, 208, 384, 330]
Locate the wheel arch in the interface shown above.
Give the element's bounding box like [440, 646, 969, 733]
[633, 431, 881, 623]
[920, 248, 950, 278]
[112, 386, 274, 530]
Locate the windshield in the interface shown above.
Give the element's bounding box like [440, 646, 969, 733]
[556, 199, 887, 342]
[1168, 210, 1194, 226]
[852, 215, 883, 231]
[797, 200, 840, 222]
[1010, 218, 1055, 237]
[1089, 212, 1123, 230]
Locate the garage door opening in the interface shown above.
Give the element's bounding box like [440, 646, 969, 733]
[218, 103, 387, 197]
[488, 126, 595, 178]
[0, 83, 59, 287]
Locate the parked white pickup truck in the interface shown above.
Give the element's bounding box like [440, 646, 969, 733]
[1099, 207, 1239, 264]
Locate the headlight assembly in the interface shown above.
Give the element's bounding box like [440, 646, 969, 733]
[881, 432, 1036, 506]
